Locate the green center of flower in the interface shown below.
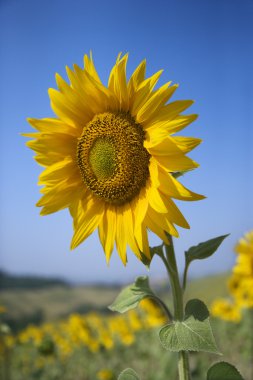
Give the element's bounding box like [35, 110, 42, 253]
[77, 112, 150, 205]
[89, 138, 117, 180]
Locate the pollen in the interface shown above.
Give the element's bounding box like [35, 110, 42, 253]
[77, 112, 150, 205]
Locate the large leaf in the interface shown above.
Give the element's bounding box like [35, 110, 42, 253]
[159, 316, 220, 354]
[109, 276, 155, 313]
[185, 299, 209, 321]
[185, 235, 229, 265]
[207, 362, 244, 380]
[118, 368, 140, 380]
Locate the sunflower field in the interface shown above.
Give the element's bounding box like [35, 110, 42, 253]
[1, 273, 252, 380]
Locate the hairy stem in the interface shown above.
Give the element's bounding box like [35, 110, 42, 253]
[163, 234, 191, 380]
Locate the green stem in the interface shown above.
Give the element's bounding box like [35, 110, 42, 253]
[182, 262, 189, 292]
[151, 296, 173, 321]
[178, 351, 191, 380]
[163, 234, 191, 380]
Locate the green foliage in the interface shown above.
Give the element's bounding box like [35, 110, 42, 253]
[207, 361, 244, 380]
[118, 368, 140, 380]
[108, 276, 155, 313]
[159, 316, 220, 354]
[185, 299, 209, 321]
[38, 337, 55, 356]
[185, 235, 229, 265]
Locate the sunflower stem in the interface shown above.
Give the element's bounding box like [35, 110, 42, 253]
[163, 233, 191, 380]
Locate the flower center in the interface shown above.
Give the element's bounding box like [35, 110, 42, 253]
[77, 112, 150, 205]
[89, 138, 117, 180]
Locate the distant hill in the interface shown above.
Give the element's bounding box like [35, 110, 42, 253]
[0, 272, 230, 332]
[0, 270, 69, 290]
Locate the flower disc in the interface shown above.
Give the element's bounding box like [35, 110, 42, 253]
[77, 112, 150, 205]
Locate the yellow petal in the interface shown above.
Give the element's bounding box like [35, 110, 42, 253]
[83, 52, 101, 84]
[154, 154, 199, 172]
[68, 64, 117, 113]
[48, 88, 86, 127]
[128, 59, 146, 106]
[144, 211, 169, 244]
[130, 70, 163, 116]
[136, 83, 178, 124]
[135, 224, 151, 260]
[26, 133, 76, 162]
[131, 186, 149, 230]
[27, 117, 81, 137]
[108, 54, 129, 111]
[145, 100, 194, 128]
[172, 136, 202, 153]
[98, 205, 116, 264]
[69, 190, 91, 229]
[157, 166, 205, 201]
[148, 185, 168, 214]
[38, 157, 78, 185]
[71, 197, 104, 249]
[38, 178, 84, 215]
[160, 194, 190, 229]
[147, 206, 179, 238]
[149, 114, 198, 134]
[123, 205, 142, 260]
[145, 135, 184, 154]
[115, 205, 128, 265]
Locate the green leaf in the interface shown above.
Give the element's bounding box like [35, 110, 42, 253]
[207, 362, 244, 380]
[159, 316, 220, 354]
[108, 276, 155, 313]
[185, 235, 229, 265]
[118, 368, 140, 380]
[185, 299, 209, 321]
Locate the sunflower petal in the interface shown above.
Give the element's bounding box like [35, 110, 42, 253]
[147, 206, 179, 238]
[128, 59, 146, 105]
[154, 154, 199, 172]
[160, 194, 190, 229]
[27, 117, 81, 137]
[145, 100, 194, 128]
[136, 83, 178, 124]
[84, 52, 101, 84]
[71, 197, 104, 249]
[130, 70, 163, 116]
[172, 136, 202, 153]
[38, 179, 84, 215]
[38, 157, 79, 185]
[115, 206, 128, 265]
[98, 205, 116, 264]
[157, 166, 205, 201]
[149, 114, 198, 134]
[108, 54, 129, 111]
[135, 224, 151, 260]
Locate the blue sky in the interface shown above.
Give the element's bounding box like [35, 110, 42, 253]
[0, 0, 252, 283]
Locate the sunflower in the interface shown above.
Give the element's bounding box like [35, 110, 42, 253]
[234, 230, 253, 277]
[24, 53, 204, 265]
[210, 299, 241, 323]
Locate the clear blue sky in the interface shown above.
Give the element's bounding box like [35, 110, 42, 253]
[0, 0, 252, 283]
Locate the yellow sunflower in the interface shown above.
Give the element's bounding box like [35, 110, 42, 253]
[210, 298, 241, 323]
[24, 53, 204, 265]
[234, 230, 253, 277]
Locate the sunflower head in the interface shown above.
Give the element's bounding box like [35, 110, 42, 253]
[24, 52, 204, 265]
